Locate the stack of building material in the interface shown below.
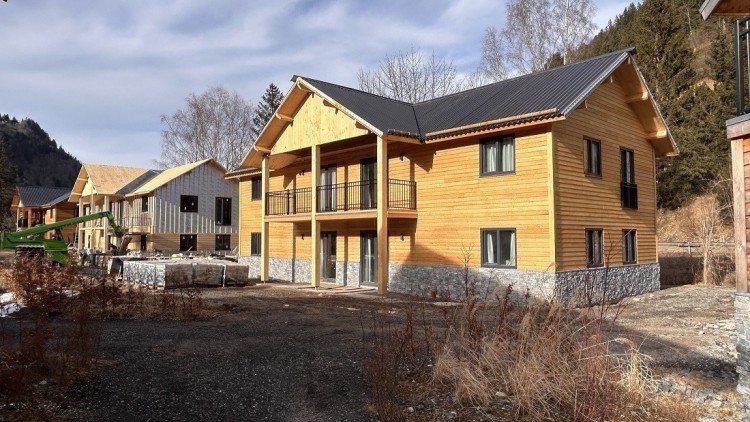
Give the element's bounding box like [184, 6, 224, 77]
[122, 259, 250, 289]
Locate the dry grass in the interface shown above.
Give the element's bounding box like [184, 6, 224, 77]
[364, 286, 702, 421]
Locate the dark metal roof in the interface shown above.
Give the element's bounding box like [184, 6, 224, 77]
[298, 48, 634, 141]
[16, 186, 72, 207]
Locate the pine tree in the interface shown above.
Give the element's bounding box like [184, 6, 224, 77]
[0, 139, 17, 231]
[251, 83, 285, 140]
[707, 18, 736, 118]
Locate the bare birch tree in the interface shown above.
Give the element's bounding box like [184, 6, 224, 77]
[358, 47, 462, 102]
[158, 86, 255, 170]
[480, 0, 596, 78]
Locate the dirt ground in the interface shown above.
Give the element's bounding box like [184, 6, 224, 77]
[0, 275, 740, 421]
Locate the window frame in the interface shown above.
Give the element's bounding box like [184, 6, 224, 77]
[479, 135, 516, 176]
[215, 234, 231, 251]
[180, 195, 198, 213]
[141, 196, 149, 213]
[585, 228, 604, 268]
[622, 229, 637, 265]
[215, 197, 232, 226]
[251, 177, 262, 201]
[179, 234, 197, 252]
[480, 228, 517, 269]
[584, 137, 602, 177]
[620, 148, 638, 209]
[250, 232, 261, 256]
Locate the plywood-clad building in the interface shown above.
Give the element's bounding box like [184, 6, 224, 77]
[229, 48, 678, 302]
[69, 159, 238, 255]
[10, 186, 78, 241]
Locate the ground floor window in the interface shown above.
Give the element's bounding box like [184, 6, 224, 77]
[250, 233, 261, 256]
[180, 234, 197, 252]
[481, 228, 516, 268]
[215, 234, 231, 251]
[586, 229, 603, 268]
[623, 229, 637, 264]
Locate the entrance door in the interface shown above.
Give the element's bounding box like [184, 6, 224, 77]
[320, 166, 337, 212]
[320, 231, 336, 281]
[360, 158, 377, 210]
[360, 231, 377, 285]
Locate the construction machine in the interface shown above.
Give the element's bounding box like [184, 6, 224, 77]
[0, 211, 131, 265]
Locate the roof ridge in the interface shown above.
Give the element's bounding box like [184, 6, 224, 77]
[415, 47, 635, 106]
[299, 76, 415, 106]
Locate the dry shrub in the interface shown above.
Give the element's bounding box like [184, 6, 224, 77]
[432, 290, 699, 421]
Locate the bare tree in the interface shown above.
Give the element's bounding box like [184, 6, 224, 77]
[688, 190, 732, 285]
[480, 0, 596, 78]
[358, 47, 462, 102]
[158, 86, 255, 170]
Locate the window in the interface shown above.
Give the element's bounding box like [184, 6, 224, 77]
[141, 196, 149, 213]
[251, 177, 262, 200]
[215, 197, 232, 226]
[480, 136, 515, 175]
[623, 230, 637, 264]
[179, 234, 197, 252]
[481, 229, 516, 267]
[584, 138, 601, 176]
[215, 234, 231, 251]
[620, 148, 638, 209]
[180, 195, 198, 212]
[250, 233, 261, 256]
[586, 229, 603, 268]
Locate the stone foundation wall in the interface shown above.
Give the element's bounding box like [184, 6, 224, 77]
[554, 263, 660, 305]
[238, 256, 261, 279]
[335, 261, 360, 287]
[736, 293, 750, 421]
[269, 258, 311, 283]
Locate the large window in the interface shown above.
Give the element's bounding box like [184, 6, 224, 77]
[180, 195, 198, 213]
[251, 177, 262, 200]
[620, 148, 638, 209]
[480, 136, 515, 175]
[215, 197, 232, 226]
[180, 234, 197, 252]
[215, 234, 231, 251]
[586, 229, 603, 268]
[481, 229, 516, 268]
[250, 233, 261, 256]
[584, 138, 601, 176]
[623, 229, 637, 264]
[141, 196, 149, 213]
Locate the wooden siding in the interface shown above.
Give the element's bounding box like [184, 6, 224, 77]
[152, 163, 238, 236]
[551, 79, 658, 270]
[271, 93, 369, 155]
[149, 233, 237, 254]
[238, 179, 262, 256]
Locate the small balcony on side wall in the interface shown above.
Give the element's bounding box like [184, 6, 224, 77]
[118, 215, 153, 233]
[265, 179, 417, 221]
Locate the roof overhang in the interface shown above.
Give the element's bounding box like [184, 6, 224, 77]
[68, 166, 91, 202]
[700, 0, 749, 19]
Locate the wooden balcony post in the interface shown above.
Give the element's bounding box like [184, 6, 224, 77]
[732, 138, 748, 293]
[77, 199, 83, 250]
[260, 154, 270, 282]
[376, 136, 389, 294]
[311, 145, 321, 287]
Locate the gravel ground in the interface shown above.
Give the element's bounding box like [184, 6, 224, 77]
[59, 285, 391, 422]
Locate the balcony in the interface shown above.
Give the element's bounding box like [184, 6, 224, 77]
[118, 215, 153, 233]
[266, 179, 417, 218]
[737, 18, 750, 116]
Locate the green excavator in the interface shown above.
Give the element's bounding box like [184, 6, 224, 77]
[0, 211, 131, 265]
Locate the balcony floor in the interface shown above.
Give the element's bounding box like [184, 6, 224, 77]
[265, 208, 417, 223]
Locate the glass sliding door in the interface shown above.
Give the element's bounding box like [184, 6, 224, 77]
[360, 158, 377, 209]
[320, 231, 336, 281]
[360, 231, 377, 285]
[319, 166, 336, 212]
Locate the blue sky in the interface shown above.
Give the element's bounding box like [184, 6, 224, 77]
[0, 0, 638, 168]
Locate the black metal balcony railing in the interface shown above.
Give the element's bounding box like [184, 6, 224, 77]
[737, 17, 750, 116]
[265, 179, 417, 216]
[266, 187, 313, 216]
[621, 182, 638, 210]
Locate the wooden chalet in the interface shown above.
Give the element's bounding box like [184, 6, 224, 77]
[229, 48, 678, 301]
[11, 186, 77, 241]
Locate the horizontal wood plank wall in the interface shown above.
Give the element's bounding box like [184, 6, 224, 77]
[742, 137, 750, 292]
[272, 93, 369, 155]
[238, 179, 262, 256]
[150, 234, 180, 252]
[552, 80, 658, 270]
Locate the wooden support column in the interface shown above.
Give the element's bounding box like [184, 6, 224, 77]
[26, 209, 32, 228]
[103, 195, 110, 248]
[376, 136, 389, 294]
[311, 145, 321, 288]
[15, 208, 19, 231]
[731, 138, 748, 293]
[77, 199, 84, 250]
[260, 155, 270, 282]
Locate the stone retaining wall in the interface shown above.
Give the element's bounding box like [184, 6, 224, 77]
[122, 260, 250, 289]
